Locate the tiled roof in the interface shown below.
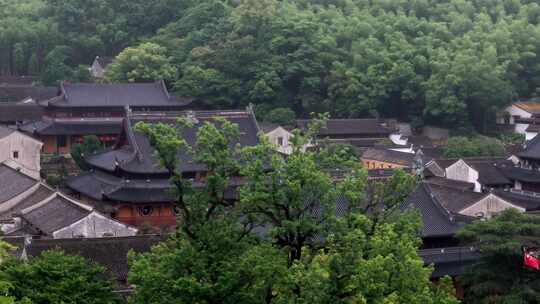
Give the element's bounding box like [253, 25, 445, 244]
[19, 117, 123, 135]
[519, 135, 540, 160]
[499, 166, 540, 183]
[493, 189, 540, 211]
[44, 81, 192, 108]
[0, 86, 56, 103]
[20, 194, 92, 235]
[0, 184, 54, 221]
[22, 235, 165, 283]
[404, 183, 472, 238]
[424, 177, 475, 191]
[465, 161, 511, 186]
[419, 246, 480, 278]
[0, 125, 15, 139]
[526, 124, 540, 133]
[67, 170, 243, 203]
[404, 183, 476, 238]
[425, 183, 484, 213]
[515, 101, 540, 114]
[296, 119, 395, 136]
[83, 110, 259, 175]
[0, 164, 37, 204]
[362, 148, 414, 166]
[0, 104, 44, 123]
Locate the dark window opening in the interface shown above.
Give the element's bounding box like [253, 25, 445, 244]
[57, 135, 67, 148]
[12, 151, 19, 159]
[139, 206, 154, 216]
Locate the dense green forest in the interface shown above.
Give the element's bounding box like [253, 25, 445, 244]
[2, 0, 540, 131]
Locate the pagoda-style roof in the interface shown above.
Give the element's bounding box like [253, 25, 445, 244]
[67, 109, 259, 203]
[83, 109, 260, 176]
[66, 170, 243, 203]
[41, 81, 192, 109]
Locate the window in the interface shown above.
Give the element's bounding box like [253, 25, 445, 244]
[277, 137, 284, 146]
[138, 206, 154, 216]
[12, 151, 19, 159]
[57, 135, 67, 148]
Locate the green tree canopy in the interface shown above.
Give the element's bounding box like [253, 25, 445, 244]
[105, 42, 176, 83]
[128, 116, 456, 303]
[4, 0, 540, 131]
[444, 136, 506, 158]
[458, 209, 540, 303]
[263, 107, 296, 126]
[0, 250, 120, 304]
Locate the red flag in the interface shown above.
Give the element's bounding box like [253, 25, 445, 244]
[524, 251, 540, 270]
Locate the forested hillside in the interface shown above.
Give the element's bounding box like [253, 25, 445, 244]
[2, 0, 540, 131]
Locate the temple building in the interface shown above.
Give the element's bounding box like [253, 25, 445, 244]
[18, 81, 193, 154]
[66, 109, 260, 228]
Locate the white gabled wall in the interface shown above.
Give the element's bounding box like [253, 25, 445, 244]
[445, 159, 481, 192]
[0, 131, 42, 179]
[505, 105, 533, 135]
[53, 212, 138, 238]
[460, 194, 525, 218]
[265, 126, 312, 155]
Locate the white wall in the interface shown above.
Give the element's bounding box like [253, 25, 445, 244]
[526, 132, 538, 141]
[502, 105, 534, 134]
[0, 131, 42, 179]
[446, 159, 481, 192]
[53, 212, 138, 238]
[389, 133, 408, 146]
[266, 127, 294, 154]
[460, 194, 525, 218]
[266, 126, 313, 155]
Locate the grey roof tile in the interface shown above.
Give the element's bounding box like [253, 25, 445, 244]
[45, 81, 192, 108]
[20, 194, 91, 235]
[0, 164, 37, 204]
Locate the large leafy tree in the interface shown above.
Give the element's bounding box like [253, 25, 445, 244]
[444, 136, 506, 158]
[458, 209, 540, 303]
[129, 117, 285, 303]
[0, 250, 120, 304]
[105, 42, 176, 83]
[128, 116, 456, 303]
